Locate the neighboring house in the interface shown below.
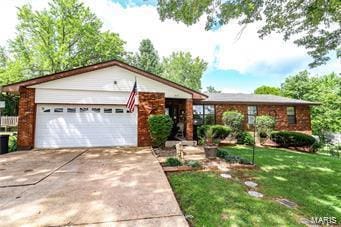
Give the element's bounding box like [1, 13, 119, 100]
[1, 60, 318, 150]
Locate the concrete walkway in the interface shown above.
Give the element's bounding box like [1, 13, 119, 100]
[0, 148, 188, 226]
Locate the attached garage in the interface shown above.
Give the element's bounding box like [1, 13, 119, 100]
[35, 104, 137, 148]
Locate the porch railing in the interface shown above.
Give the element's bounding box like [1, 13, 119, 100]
[1, 116, 19, 127]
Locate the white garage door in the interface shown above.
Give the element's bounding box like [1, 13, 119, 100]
[35, 104, 137, 148]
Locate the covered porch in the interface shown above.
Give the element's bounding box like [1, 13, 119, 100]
[165, 98, 193, 141]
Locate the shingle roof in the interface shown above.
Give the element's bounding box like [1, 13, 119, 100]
[202, 93, 320, 105]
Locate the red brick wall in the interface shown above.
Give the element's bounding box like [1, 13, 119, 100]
[17, 87, 36, 150]
[185, 99, 193, 140]
[215, 104, 311, 133]
[138, 92, 165, 146]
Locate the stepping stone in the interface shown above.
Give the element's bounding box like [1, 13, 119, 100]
[300, 218, 315, 227]
[220, 173, 232, 179]
[248, 190, 263, 198]
[276, 198, 297, 208]
[244, 181, 258, 188]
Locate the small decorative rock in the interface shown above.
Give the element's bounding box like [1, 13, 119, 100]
[218, 165, 230, 172]
[244, 181, 258, 188]
[220, 173, 232, 179]
[248, 190, 263, 198]
[276, 198, 297, 208]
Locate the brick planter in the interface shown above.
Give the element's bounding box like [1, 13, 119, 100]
[163, 166, 194, 172]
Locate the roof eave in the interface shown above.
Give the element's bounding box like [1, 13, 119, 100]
[1, 59, 207, 99]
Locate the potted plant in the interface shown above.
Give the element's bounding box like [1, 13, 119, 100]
[204, 127, 218, 159]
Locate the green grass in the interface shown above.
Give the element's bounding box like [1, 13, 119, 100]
[168, 146, 341, 226]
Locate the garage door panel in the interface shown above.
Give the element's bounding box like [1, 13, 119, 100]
[35, 105, 137, 148]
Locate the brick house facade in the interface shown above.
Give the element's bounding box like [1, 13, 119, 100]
[215, 104, 311, 133]
[2, 60, 318, 150]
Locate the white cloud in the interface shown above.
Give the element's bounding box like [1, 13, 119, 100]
[0, 0, 339, 76]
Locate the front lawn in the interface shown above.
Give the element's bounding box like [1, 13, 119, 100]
[168, 146, 341, 226]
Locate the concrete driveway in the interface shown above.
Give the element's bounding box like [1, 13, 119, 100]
[0, 148, 188, 226]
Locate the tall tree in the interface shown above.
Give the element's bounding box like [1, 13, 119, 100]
[206, 86, 221, 93]
[281, 71, 341, 136]
[161, 52, 207, 91]
[133, 39, 162, 75]
[254, 85, 281, 96]
[157, 0, 341, 67]
[2, 0, 125, 82]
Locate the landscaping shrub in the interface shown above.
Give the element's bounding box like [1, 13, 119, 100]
[164, 157, 182, 166]
[197, 125, 212, 139]
[197, 124, 231, 140]
[210, 125, 232, 139]
[222, 111, 244, 134]
[186, 160, 202, 168]
[270, 131, 317, 148]
[8, 135, 17, 152]
[147, 115, 173, 148]
[236, 131, 254, 145]
[255, 115, 276, 138]
[216, 149, 252, 164]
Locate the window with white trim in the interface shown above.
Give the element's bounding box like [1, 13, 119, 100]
[287, 106, 296, 124]
[54, 108, 63, 113]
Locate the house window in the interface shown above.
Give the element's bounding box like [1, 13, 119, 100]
[80, 107, 89, 113]
[247, 106, 257, 125]
[193, 105, 215, 125]
[287, 106, 296, 124]
[193, 105, 204, 125]
[115, 108, 124, 113]
[104, 108, 112, 113]
[91, 108, 101, 113]
[42, 107, 51, 113]
[54, 108, 63, 113]
[67, 108, 76, 113]
[204, 105, 215, 124]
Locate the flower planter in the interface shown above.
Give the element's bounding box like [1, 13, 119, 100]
[204, 145, 218, 159]
[163, 166, 193, 172]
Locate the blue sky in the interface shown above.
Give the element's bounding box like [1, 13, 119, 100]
[0, 0, 339, 93]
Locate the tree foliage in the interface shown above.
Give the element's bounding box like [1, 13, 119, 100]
[254, 85, 281, 96]
[157, 0, 341, 67]
[161, 51, 207, 91]
[206, 86, 221, 93]
[0, 0, 125, 84]
[133, 39, 163, 75]
[281, 71, 341, 135]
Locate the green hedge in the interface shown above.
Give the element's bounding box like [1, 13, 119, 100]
[270, 131, 316, 148]
[147, 114, 173, 148]
[197, 125, 231, 139]
[236, 131, 254, 145]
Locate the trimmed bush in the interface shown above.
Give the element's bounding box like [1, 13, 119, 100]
[270, 131, 316, 148]
[222, 111, 244, 134]
[236, 131, 254, 145]
[148, 114, 173, 148]
[164, 157, 182, 166]
[255, 115, 276, 138]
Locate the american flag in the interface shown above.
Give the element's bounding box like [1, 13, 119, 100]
[126, 81, 137, 112]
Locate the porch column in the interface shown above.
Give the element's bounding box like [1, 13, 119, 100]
[17, 87, 36, 150]
[185, 99, 193, 140]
